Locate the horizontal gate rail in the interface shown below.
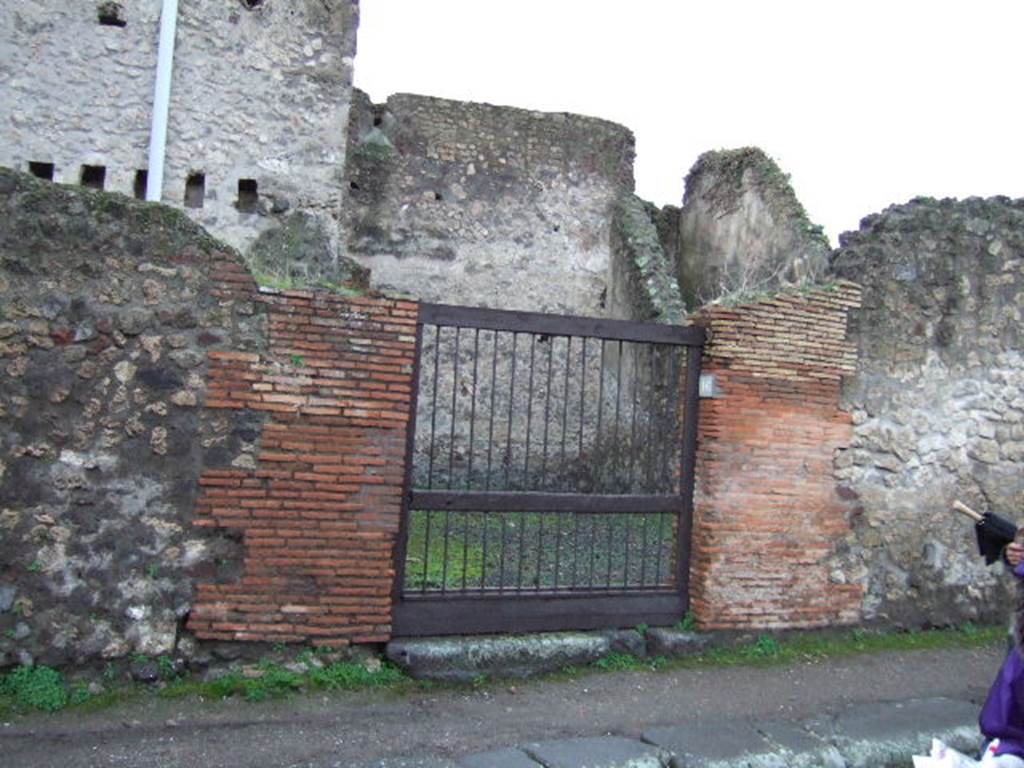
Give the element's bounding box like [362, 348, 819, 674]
[420, 302, 705, 346]
[411, 490, 682, 513]
[392, 593, 684, 637]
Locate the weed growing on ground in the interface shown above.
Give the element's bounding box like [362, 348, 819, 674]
[675, 611, 696, 632]
[593, 652, 667, 673]
[0, 665, 68, 712]
[0, 624, 1005, 717]
[159, 658, 405, 704]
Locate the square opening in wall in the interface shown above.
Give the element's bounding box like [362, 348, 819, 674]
[133, 169, 148, 200]
[81, 165, 106, 190]
[97, 2, 127, 27]
[29, 162, 55, 181]
[184, 173, 205, 208]
[236, 179, 258, 213]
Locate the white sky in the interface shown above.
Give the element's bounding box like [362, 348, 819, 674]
[354, 0, 1024, 245]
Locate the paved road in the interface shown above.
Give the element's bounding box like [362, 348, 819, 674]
[1, 644, 1005, 767]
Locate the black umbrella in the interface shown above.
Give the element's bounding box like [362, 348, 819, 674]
[953, 500, 1019, 565]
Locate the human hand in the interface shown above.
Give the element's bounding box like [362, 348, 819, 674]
[1007, 543, 1024, 568]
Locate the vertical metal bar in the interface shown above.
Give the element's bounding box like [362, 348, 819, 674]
[523, 335, 537, 487]
[466, 329, 480, 490]
[613, 340, 624, 490]
[553, 512, 561, 590]
[440, 507, 451, 594]
[664, 349, 680, 492]
[596, 340, 606, 454]
[654, 512, 666, 585]
[504, 333, 518, 489]
[605, 513, 615, 588]
[461, 510, 469, 591]
[535, 511, 544, 591]
[447, 327, 461, 490]
[517, 510, 527, 591]
[627, 343, 640, 491]
[623, 511, 632, 587]
[427, 326, 441, 489]
[540, 339, 554, 487]
[498, 511, 508, 593]
[677, 342, 704, 604]
[560, 337, 572, 491]
[421, 510, 432, 593]
[578, 338, 587, 469]
[571, 511, 580, 589]
[640, 510, 649, 587]
[646, 344, 657, 493]
[573, 338, 585, 585]
[391, 314, 424, 602]
[588, 513, 597, 588]
[485, 330, 499, 491]
[480, 509, 488, 591]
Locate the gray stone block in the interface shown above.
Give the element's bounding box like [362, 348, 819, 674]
[643, 721, 785, 767]
[829, 698, 982, 768]
[755, 721, 845, 768]
[644, 629, 709, 659]
[386, 633, 611, 682]
[602, 629, 647, 658]
[525, 736, 668, 768]
[0, 584, 16, 613]
[353, 760, 460, 768]
[459, 747, 541, 768]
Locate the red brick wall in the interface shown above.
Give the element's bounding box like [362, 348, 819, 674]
[690, 282, 864, 630]
[187, 288, 417, 647]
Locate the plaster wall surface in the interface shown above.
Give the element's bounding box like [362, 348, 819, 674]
[0, 0, 357, 266]
[830, 197, 1024, 627]
[344, 91, 637, 316]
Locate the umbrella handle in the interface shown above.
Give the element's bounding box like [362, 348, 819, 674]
[952, 499, 984, 522]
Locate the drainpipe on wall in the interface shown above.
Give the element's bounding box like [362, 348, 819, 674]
[145, 0, 180, 202]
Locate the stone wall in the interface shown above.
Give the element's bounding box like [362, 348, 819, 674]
[676, 148, 831, 311]
[343, 91, 636, 315]
[0, 169, 265, 667]
[830, 197, 1024, 627]
[0, 0, 358, 276]
[690, 283, 864, 630]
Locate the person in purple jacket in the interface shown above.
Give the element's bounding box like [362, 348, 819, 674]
[979, 540, 1024, 766]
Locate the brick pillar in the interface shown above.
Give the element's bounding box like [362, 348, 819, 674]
[187, 291, 417, 647]
[689, 282, 864, 630]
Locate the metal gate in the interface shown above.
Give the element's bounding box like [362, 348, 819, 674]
[391, 303, 705, 636]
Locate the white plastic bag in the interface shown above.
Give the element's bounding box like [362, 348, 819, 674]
[912, 739, 1024, 768]
[911, 738, 979, 768]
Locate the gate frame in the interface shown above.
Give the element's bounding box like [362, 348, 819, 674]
[390, 303, 705, 637]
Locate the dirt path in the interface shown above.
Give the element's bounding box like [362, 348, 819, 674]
[2, 645, 1005, 768]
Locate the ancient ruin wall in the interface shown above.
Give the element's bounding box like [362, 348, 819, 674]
[0, 169, 266, 667]
[830, 197, 1024, 627]
[344, 91, 636, 316]
[0, 1, 358, 274]
[677, 148, 831, 310]
[691, 284, 864, 630]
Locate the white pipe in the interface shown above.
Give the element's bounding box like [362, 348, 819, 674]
[145, 0, 180, 202]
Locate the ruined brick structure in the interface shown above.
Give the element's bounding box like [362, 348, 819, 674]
[690, 284, 863, 629]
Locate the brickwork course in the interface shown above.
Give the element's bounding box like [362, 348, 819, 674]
[187, 289, 417, 646]
[689, 282, 864, 630]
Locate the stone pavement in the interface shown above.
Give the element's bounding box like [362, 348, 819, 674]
[354, 697, 981, 768]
